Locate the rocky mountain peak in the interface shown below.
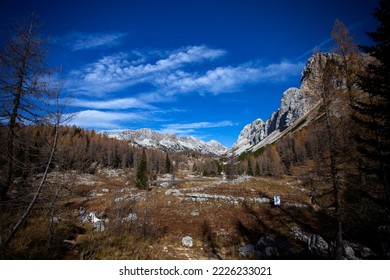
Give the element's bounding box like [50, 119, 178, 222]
[109, 128, 228, 156]
[231, 53, 336, 155]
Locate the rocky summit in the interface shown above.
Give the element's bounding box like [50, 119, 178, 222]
[231, 53, 337, 155]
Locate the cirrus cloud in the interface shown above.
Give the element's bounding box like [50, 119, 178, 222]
[68, 97, 155, 110]
[57, 32, 127, 51]
[66, 45, 303, 97]
[154, 60, 304, 95]
[158, 120, 237, 135]
[67, 110, 149, 130]
[67, 45, 227, 95]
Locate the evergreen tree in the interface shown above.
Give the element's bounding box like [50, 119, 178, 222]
[165, 153, 171, 174]
[255, 161, 261, 176]
[247, 158, 253, 176]
[136, 149, 148, 189]
[355, 0, 390, 208]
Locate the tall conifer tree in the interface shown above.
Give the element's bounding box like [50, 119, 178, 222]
[355, 0, 390, 208]
[136, 149, 148, 189]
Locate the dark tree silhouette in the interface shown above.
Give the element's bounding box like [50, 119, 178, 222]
[0, 14, 52, 200]
[136, 149, 148, 189]
[355, 0, 390, 209]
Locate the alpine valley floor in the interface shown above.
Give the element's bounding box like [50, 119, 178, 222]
[2, 166, 380, 260]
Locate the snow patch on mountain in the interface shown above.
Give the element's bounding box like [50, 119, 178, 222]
[108, 128, 228, 155]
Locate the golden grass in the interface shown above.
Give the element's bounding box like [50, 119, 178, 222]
[3, 167, 381, 260]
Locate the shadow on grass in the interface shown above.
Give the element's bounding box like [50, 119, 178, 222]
[234, 201, 334, 259]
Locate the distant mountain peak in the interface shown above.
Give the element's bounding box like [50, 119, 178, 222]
[108, 128, 228, 156]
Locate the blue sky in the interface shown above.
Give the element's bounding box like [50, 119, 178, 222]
[0, 0, 378, 147]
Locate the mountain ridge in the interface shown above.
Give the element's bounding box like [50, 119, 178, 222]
[231, 53, 335, 155]
[108, 128, 228, 156]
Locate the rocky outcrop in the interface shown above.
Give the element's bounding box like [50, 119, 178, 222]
[232, 87, 306, 154]
[78, 206, 108, 231]
[231, 53, 338, 155]
[238, 236, 292, 258]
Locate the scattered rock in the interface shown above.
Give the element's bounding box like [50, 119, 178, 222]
[291, 227, 309, 243]
[78, 207, 108, 231]
[123, 213, 138, 222]
[101, 188, 109, 192]
[251, 197, 271, 204]
[360, 247, 375, 259]
[93, 219, 106, 231]
[90, 190, 105, 197]
[256, 236, 274, 248]
[255, 237, 280, 257]
[88, 211, 107, 231]
[263, 246, 279, 257]
[292, 227, 377, 259]
[107, 170, 119, 177]
[284, 202, 308, 208]
[165, 189, 182, 196]
[51, 216, 60, 224]
[216, 229, 228, 236]
[115, 195, 130, 202]
[78, 207, 89, 223]
[160, 182, 169, 188]
[96, 210, 106, 219]
[343, 241, 358, 260]
[308, 234, 328, 257]
[79, 206, 87, 217]
[191, 210, 200, 216]
[238, 237, 291, 258]
[238, 243, 255, 257]
[186, 193, 245, 204]
[182, 236, 193, 248]
[345, 241, 376, 259]
[162, 246, 169, 253]
[292, 227, 328, 257]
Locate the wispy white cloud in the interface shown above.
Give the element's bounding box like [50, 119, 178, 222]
[65, 46, 226, 95]
[66, 46, 303, 97]
[260, 60, 305, 81]
[155, 66, 258, 94]
[156, 60, 304, 95]
[58, 32, 127, 51]
[68, 97, 155, 110]
[159, 121, 237, 135]
[67, 110, 148, 129]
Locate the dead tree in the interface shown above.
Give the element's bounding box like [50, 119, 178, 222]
[0, 79, 64, 254]
[0, 14, 52, 200]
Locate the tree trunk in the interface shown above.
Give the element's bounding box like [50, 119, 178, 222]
[323, 96, 344, 259]
[0, 120, 59, 253]
[320, 55, 344, 259]
[1, 53, 27, 201]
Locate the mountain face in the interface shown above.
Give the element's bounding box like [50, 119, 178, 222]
[109, 128, 228, 156]
[232, 53, 335, 155]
